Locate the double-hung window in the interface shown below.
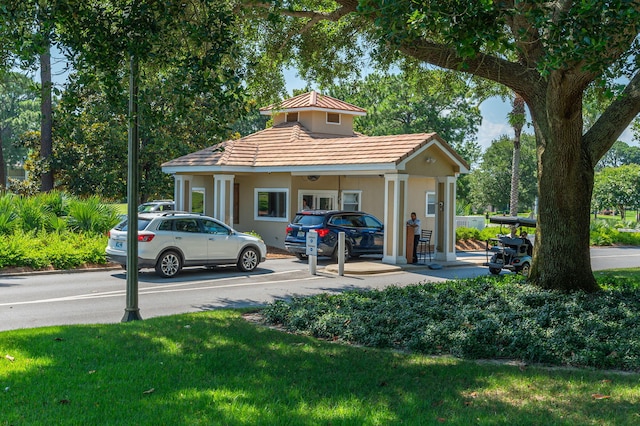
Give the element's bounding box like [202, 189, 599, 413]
[342, 191, 361, 211]
[425, 191, 436, 217]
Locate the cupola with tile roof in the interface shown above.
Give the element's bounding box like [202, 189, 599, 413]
[259, 91, 366, 136]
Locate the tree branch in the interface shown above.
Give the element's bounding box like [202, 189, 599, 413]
[397, 39, 540, 101]
[584, 70, 640, 165]
[241, 0, 357, 40]
[501, 0, 544, 68]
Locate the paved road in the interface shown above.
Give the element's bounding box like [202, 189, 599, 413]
[1, 247, 638, 332]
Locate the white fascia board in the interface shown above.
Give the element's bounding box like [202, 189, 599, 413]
[260, 107, 366, 117]
[396, 139, 470, 174]
[163, 163, 397, 175]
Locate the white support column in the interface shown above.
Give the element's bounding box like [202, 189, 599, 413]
[213, 175, 234, 226]
[173, 175, 192, 212]
[382, 173, 409, 265]
[436, 176, 458, 261]
[173, 175, 182, 210]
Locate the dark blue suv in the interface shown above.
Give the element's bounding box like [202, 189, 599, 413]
[285, 210, 384, 261]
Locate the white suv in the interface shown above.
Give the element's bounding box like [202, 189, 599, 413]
[106, 212, 267, 278]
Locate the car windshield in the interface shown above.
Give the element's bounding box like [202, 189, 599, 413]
[292, 214, 324, 226]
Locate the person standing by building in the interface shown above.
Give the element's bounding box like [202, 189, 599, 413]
[407, 212, 421, 264]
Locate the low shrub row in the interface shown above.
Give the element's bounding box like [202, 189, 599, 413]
[261, 273, 640, 372]
[0, 230, 109, 270]
[0, 191, 118, 271]
[0, 191, 119, 235]
[456, 218, 640, 246]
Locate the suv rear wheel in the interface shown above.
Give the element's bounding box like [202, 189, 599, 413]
[156, 250, 182, 278]
[237, 247, 259, 272]
[332, 243, 351, 262]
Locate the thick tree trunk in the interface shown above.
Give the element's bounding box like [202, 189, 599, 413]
[40, 44, 54, 192]
[528, 76, 599, 292]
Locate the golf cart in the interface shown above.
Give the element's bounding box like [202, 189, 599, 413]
[483, 216, 536, 276]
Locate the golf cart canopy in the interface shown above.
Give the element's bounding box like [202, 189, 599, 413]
[489, 216, 537, 228]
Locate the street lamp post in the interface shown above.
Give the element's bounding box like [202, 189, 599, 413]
[122, 54, 142, 322]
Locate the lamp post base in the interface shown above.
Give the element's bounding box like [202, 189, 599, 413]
[122, 309, 143, 322]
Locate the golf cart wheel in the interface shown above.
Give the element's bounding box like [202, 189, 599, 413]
[155, 250, 182, 278]
[519, 262, 531, 277]
[489, 267, 501, 275]
[237, 247, 259, 272]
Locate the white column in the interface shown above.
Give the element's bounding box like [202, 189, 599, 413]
[213, 175, 234, 226]
[173, 175, 182, 210]
[173, 175, 192, 212]
[382, 173, 409, 265]
[436, 176, 457, 261]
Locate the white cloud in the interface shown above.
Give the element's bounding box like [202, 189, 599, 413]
[476, 119, 512, 149]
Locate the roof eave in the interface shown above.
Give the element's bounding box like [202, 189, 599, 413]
[260, 107, 367, 116]
[162, 163, 400, 175]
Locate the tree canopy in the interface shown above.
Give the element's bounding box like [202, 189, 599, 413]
[49, 0, 249, 202]
[234, 0, 640, 291]
[592, 164, 640, 220]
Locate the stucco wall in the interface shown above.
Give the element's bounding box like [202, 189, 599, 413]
[403, 147, 458, 177]
[272, 111, 355, 136]
[406, 176, 437, 236]
[233, 173, 291, 248]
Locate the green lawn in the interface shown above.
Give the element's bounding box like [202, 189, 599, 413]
[3, 270, 640, 425]
[1, 309, 639, 425]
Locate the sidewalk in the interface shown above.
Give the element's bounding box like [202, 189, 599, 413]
[323, 251, 487, 275]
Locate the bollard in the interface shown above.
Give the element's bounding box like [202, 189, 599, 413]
[309, 252, 317, 275]
[307, 230, 318, 275]
[338, 231, 345, 276]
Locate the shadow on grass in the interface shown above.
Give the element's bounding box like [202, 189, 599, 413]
[1, 311, 638, 425]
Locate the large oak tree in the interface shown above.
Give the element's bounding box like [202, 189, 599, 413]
[238, 0, 640, 291]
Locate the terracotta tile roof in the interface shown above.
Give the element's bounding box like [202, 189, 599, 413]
[260, 91, 366, 115]
[162, 122, 468, 172]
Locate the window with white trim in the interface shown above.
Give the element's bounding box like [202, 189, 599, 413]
[255, 188, 288, 221]
[326, 112, 340, 124]
[425, 191, 436, 217]
[342, 190, 361, 211]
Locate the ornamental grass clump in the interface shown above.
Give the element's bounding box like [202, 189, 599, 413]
[261, 273, 640, 371]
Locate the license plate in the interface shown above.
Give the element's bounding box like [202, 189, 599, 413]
[297, 231, 305, 238]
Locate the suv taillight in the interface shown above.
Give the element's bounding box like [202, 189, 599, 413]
[286, 226, 293, 234]
[138, 233, 155, 242]
[316, 228, 330, 238]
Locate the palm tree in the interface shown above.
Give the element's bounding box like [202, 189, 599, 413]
[508, 94, 526, 236]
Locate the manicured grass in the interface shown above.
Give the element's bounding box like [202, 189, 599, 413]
[112, 203, 128, 215]
[2, 265, 640, 424]
[1, 309, 639, 425]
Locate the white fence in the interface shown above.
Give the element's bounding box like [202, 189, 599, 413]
[456, 216, 485, 230]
